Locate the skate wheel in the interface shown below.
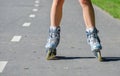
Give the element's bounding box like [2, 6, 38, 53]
[97, 51, 102, 62]
[46, 49, 56, 60]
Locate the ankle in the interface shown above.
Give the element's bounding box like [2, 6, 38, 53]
[50, 26, 60, 30]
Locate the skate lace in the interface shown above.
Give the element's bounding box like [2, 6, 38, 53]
[47, 28, 60, 43]
[87, 31, 100, 44]
[50, 33, 60, 38]
[49, 28, 60, 39]
[89, 33, 98, 44]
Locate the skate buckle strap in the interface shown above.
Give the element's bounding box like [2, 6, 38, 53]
[86, 28, 101, 44]
[49, 27, 60, 38]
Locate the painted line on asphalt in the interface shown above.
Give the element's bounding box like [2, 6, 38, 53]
[22, 22, 31, 27]
[29, 14, 36, 18]
[32, 8, 38, 12]
[34, 4, 39, 7]
[11, 36, 22, 42]
[35, 0, 40, 4]
[0, 61, 8, 73]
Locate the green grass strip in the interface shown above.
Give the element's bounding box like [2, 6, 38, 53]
[92, 0, 120, 19]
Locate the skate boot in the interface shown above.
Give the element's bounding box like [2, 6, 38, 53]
[86, 28, 102, 61]
[45, 26, 60, 60]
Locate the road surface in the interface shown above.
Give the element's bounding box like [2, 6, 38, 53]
[0, 0, 120, 76]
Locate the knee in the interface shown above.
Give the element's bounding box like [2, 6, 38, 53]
[53, 0, 64, 7]
[79, 0, 91, 8]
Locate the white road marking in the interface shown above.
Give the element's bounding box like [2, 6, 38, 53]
[32, 8, 38, 12]
[0, 61, 8, 73]
[11, 36, 22, 42]
[35, 0, 39, 3]
[22, 22, 31, 27]
[64, 67, 69, 70]
[34, 4, 39, 7]
[29, 14, 36, 18]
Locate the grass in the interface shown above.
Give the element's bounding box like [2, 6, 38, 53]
[92, 0, 120, 19]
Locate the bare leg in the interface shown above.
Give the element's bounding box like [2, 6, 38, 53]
[45, 0, 64, 60]
[51, 0, 64, 27]
[79, 0, 95, 28]
[79, 0, 102, 61]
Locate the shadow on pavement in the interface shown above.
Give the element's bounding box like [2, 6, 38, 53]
[102, 57, 120, 62]
[54, 56, 95, 60]
[52, 56, 120, 62]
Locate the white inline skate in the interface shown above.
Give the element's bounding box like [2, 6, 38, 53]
[45, 27, 60, 60]
[86, 28, 102, 61]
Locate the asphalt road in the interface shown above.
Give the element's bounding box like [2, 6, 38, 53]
[0, 0, 120, 76]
